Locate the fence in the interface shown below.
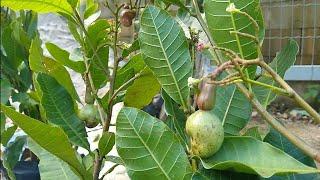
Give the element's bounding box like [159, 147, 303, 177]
[261, 0, 320, 81]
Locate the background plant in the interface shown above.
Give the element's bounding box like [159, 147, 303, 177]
[1, 0, 320, 180]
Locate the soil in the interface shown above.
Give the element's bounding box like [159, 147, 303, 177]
[246, 102, 320, 168]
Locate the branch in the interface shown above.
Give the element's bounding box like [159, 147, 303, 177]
[236, 83, 320, 163]
[105, 4, 125, 133]
[191, 0, 320, 162]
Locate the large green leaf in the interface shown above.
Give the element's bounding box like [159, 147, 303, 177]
[200, 136, 320, 178]
[29, 38, 80, 102]
[46, 43, 86, 73]
[0, 104, 89, 179]
[212, 85, 252, 136]
[1, 26, 25, 69]
[36, 73, 89, 150]
[98, 132, 115, 158]
[204, 0, 264, 60]
[116, 107, 193, 180]
[139, 6, 192, 110]
[264, 128, 320, 180]
[85, 19, 110, 89]
[2, 0, 73, 15]
[28, 138, 79, 180]
[89, 45, 109, 89]
[253, 40, 299, 107]
[124, 70, 161, 109]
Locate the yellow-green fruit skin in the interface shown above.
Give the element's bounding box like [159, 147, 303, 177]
[78, 104, 100, 128]
[186, 110, 224, 158]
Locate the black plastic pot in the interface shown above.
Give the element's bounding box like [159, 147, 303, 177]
[0, 160, 40, 180]
[13, 161, 40, 180]
[143, 95, 163, 118]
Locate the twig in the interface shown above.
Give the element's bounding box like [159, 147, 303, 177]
[108, 71, 145, 105]
[229, 31, 259, 44]
[105, 4, 125, 133]
[258, 60, 320, 123]
[207, 76, 241, 85]
[244, 78, 291, 96]
[100, 164, 119, 180]
[206, 61, 233, 80]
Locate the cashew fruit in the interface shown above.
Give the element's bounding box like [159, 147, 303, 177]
[186, 110, 224, 158]
[197, 83, 216, 111]
[120, 9, 136, 27]
[78, 104, 100, 128]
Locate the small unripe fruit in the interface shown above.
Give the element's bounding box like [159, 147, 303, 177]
[186, 110, 224, 158]
[78, 104, 100, 128]
[197, 83, 216, 110]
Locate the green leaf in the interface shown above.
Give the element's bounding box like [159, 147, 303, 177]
[82, 154, 94, 172]
[3, 136, 26, 180]
[84, 3, 99, 19]
[86, 19, 110, 49]
[139, 6, 192, 110]
[192, 168, 259, 180]
[89, 45, 109, 89]
[253, 40, 299, 107]
[0, 104, 90, 179]
[36, 73, 89, 150]
[46, 43, 86, 73]
[264, 128, 320, 180]
[211, 85, 251, 136]
[98, 132, 115, 158]
[162, 90, 188, 147]
[116, 107, 193, 180]
[1, 125, 17, 146]
[118, 54, 146, 74]
[28, 138, 80, 180]
[105, 155, 124, 165]
[68, 21, 82, 43]
[1, 113, 5, 134]
[1, 78, 12, 104]
[67, 0, 78, 8]
[114, 68, 135, 90]
[204, 0, 264, 60]
[1, 26, 25, 69]
[2, 0, 73, 15]
[85, 19, 110, 89]
[200, 136, 320, 178]
[124, 70, 161, 109]
[242, 126, 263, 140]
[29, 38, 80, 102]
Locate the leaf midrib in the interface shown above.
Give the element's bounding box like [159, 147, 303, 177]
[124, 110, 171, 179]
[228, 0, 245, 59]
[221, 87, 236, 126]
[148, 8, 187, 110]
